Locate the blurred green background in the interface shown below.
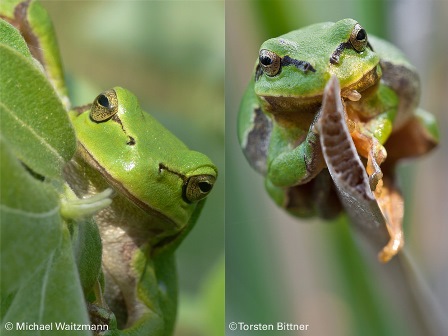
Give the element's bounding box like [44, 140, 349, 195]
[226, 1, 448, 336]
[41, 1, 224, 335]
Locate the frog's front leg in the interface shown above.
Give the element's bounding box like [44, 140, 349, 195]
[95, 247, 177, 336]
[115, 250, 177, 336]
[266, 169, 342, 219]
[267, 113, 325, 188]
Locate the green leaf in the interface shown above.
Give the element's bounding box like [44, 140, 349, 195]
[0, 137, 62, 295]
[70, 217, 102, 296]
[0, 20, 75, 180]
[1, 228, 92, 336]
[0, 20, 32, 59]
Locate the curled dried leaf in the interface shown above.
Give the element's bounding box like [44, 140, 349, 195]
[318, 75, 404, 262]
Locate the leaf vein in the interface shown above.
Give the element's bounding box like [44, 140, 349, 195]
[38, 251, 55, 327]
[0, 101, 65, 165]
[0, 204, 60, 218]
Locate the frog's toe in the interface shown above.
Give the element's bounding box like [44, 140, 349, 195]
[378, 230, 404, 263]
[369, 171, 383, 191]
[61, 188, 114, 219]
[87, 302, 117, 334]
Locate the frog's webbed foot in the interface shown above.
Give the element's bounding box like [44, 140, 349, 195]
[87, 301, 117, 336]
[85, 281, 117, 335]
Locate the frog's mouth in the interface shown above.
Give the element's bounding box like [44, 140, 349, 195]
[150, 199, 206, 257]
[261, 63, 381, 115]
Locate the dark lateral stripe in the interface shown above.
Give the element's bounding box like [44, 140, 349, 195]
[330, 40, 373, 65]
[158, 163, 187, 180]
[281, 55, 316, 73]
[73, 104, 92, 115]
[111, 114, 136, 145]
[330, 42, 352, 64]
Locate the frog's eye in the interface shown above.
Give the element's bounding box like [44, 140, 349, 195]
[183, 175, 216, 203]
[90, 89, 119, 122]
[259, 49, 281, 76]
[349, 23, 368, 52]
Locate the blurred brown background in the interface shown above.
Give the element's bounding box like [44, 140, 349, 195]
[226, 1, 448, 335]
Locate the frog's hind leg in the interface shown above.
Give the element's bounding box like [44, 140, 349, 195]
[265, 170, 342, 220]
[383, 108, 439, 165]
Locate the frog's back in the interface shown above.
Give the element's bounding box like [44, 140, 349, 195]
[368, 35, 415, 69]
[369, 35, 421, 130]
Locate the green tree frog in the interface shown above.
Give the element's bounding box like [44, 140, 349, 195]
[238, 19, 438, 258]
[64, 88, 217, 335]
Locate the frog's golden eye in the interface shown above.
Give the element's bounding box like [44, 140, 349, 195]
[350, 23, 368, 52]
[183, 175, 216, 203]
[259, 49, 281, 76]
[90, 89, 119, 122]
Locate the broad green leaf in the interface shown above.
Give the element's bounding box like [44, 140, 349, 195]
[1, 228, 92, 336]
[0, 22, 75, 179]
[0, 20, 32, 59]
[0, 137, 62, 295]
[70, 217, 102, 296]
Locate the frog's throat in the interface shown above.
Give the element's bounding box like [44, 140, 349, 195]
[77, 142, 178, 229]
[260, 64, 381, 113]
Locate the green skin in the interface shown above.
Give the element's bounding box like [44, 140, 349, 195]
[238, 19, 439, 219]
[1, 1, 217, 335]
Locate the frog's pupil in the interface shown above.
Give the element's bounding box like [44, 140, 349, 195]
[357, 29, 366, 41]
[260, 55, 272, 66]
[98, 94, 110, 108]
[199, 182, 212, 193]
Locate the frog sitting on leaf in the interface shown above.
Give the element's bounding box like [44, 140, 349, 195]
[238, 18, 438, 262]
